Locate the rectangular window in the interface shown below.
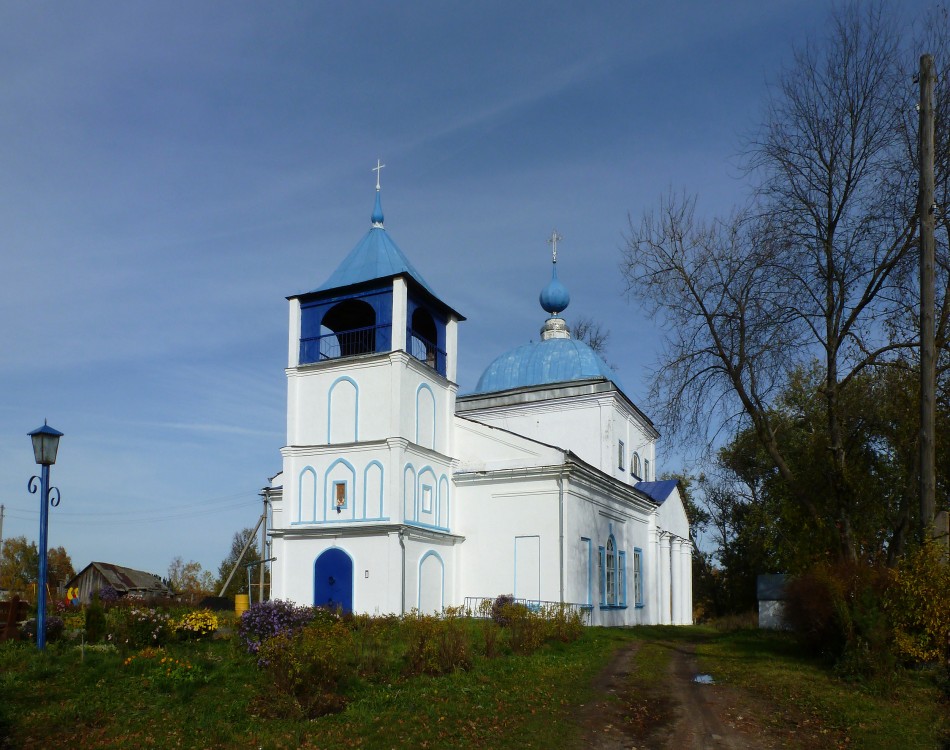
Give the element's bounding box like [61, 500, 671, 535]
[633, 548, 644, 606]
[618, 440, 625, 470]
[334, 481, 347, 512]
[606, 538, 616, 606]
[644, 459, 651, 482]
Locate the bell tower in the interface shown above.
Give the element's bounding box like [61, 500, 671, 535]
[271, 166, 465, 613]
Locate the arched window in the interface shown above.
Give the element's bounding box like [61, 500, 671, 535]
[409, 307, 439, 369]
[322, 299, 377, 357]
[631, 452, 642, 479]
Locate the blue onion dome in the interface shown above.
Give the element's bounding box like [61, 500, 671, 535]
[539, 264, 570, 315]
[471, 236, 622, 394]
[473, 337, 620, 393]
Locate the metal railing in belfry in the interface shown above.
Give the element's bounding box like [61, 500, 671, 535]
[299, 324, 391, 364]
[407, 330, 446, 374]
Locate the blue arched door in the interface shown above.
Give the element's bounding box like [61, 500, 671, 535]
[314, 548, 353, 613]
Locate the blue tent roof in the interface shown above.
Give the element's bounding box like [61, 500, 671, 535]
[311, 226, 438, 296]
[634, 479, 679, 505]
[472, 337, 621, 394]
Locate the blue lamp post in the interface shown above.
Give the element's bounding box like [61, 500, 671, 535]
[27, 421, 63, 650]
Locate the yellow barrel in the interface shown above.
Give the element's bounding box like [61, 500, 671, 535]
[235, 594, 249, 617]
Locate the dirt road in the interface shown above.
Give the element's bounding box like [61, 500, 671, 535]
[574, 638, 843, 749]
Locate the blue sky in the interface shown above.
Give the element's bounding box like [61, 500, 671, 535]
[0, 1, 928, 579]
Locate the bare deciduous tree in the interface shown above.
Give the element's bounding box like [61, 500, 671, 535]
[622, 4, 937, 559]
[571, 315, 611, 357]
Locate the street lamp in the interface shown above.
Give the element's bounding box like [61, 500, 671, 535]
[27, 420, 63, 650]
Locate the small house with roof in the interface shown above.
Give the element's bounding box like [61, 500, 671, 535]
[267, 176, 692, 625]
[66, 562, 171, 604]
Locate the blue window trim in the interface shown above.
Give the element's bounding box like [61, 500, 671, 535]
[581, 537, 592, 607]
[598, 545, 606, 606]
[363, 461, 385, 519]
[619, 550, 627, 607]
[415, 383, 437, 447]
[421, 483, 434, 514]
[633, 547, 645, 607]
[598, 531, 628, 610]
[417, 550, 445, 611]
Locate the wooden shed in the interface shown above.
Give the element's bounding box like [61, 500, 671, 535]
[66, 562, 171, 604]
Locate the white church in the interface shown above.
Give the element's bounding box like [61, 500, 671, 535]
[267, 179, 692, 626]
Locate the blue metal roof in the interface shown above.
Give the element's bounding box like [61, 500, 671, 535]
[307, 190, 437, 296]
[634, 479, 679, 505]
[472, 337, 621, 394]
[311, 226, 438, 296]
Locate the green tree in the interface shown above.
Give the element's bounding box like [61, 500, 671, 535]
[167, 557, 214, 602]
[712, 365, 950, 570]
[622, 3, 950, 560]
[46, 546, 75, 590]
[0, 536, 39, 594]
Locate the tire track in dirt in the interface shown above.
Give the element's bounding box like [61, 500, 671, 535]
[575, 638, 845, 750]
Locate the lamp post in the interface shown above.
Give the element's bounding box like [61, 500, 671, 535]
[27, 421, 63, 650]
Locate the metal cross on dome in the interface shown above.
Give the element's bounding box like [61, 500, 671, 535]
[373, 159, 385, 190]
[547, 230, 562, 264]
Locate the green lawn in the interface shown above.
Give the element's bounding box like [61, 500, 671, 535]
[0, 624, 944, 749]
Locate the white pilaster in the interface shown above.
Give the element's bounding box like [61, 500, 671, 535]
[392, 278, 408, 351]
[681, 541, 693, 624]
[446, 317, 458, 383]
[288, 298, 301, 368]
[671, 537, 682, 624]
[659, 533, 671, 625]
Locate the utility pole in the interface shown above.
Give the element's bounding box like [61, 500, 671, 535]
[0, 504, 4, 550]
[919, 53, 937, 542]
[259, 489, 269, 603]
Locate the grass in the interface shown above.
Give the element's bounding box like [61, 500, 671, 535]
[1, 619, 945, 749]
[0, 624, 626, 750]
[691, 626, 948, 750]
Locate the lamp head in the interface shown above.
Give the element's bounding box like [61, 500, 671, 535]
[28, 421, 63, 466]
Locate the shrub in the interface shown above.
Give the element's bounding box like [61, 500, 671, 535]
[541, 603, 584, 643]
[21, 616, 65, 643]
[256, 618, 353, 718]
[491, 594, 516, 627]
[481, 619, 502, 659]
[238, 600, 316, 655]
[503, 604, 546, 655]
[97, 586, 120, 605]
[110, 606, 171, 649]
[403, 608, 472, 676]
[84, 596, 107, 642]
[886, 541, 950, 665]
[784, 561, 895, 679]
[172, 610, 218, 640]
[351, 613, 400, 677]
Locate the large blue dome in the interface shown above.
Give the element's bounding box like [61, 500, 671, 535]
[473, 336, 620, 394]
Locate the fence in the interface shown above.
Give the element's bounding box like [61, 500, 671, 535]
[462, 596, 592, 624]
